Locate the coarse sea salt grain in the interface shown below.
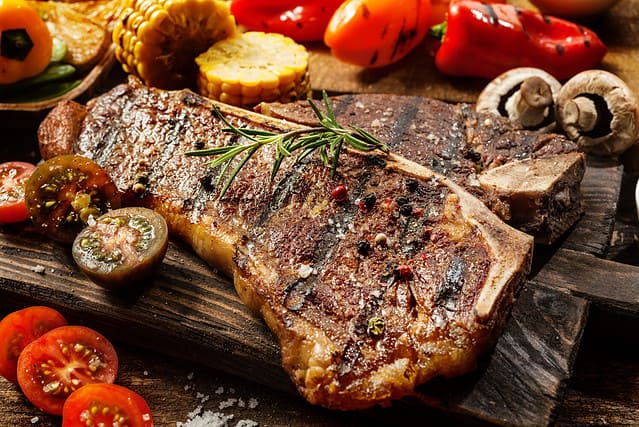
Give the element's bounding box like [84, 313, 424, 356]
[176, 410, 232, 427]
[219, 398, 237, 410]
[176, 410, 259, 427]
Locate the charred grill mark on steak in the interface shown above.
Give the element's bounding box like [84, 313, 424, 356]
[258, 94, 585, 244]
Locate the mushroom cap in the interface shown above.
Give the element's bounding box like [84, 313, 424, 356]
[556, 70, 639, 156]
[476, 67, 562, 133]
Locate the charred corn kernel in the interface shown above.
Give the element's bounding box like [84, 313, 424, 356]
[112, 0, 236, 90]
[195, 31, 311, 108]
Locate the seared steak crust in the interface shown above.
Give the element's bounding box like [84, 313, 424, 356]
[38, 79, 534, 410]
[258, 94, 585, 243]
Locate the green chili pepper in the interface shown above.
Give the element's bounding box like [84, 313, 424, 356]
[0, 63, 77, 101]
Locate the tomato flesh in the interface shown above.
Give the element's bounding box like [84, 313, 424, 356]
[24, 154, 121, 243]
[0, 161, 37, 224]
[62, 383, 153, 427]
[324, 0, 432, 68]
[0, 306, 67, 384]
[17, 325, 118, 415]
[72, 207, 169, 290]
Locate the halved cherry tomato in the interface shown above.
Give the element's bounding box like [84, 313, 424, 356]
[62, 383, 153, 427]
[324, 0, 432, 68]
[0, 306, 67, 384]
[72, 207, 169, 290]
[17, 325, 118, 415]
[0, 161, 36, 224]
[230, 0, 345, 42]
[24, 154, 121, 243]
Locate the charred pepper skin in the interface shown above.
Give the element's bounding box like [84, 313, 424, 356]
[432, 1, 607, 81]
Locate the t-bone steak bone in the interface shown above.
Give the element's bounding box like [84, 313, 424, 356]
[257, 94, 585, 244]
[37, 79, 534, 410]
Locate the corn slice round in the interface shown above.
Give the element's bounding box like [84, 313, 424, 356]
[196, 31, 311, 108]
[112, 0, 236, 89]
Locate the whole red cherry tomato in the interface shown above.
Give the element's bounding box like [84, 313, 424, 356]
[62, 383, 153, 427]
[0, 161, 37, 224]
[0, 306, 67, 384]
[17, 325, 119, 415]
[324, 0, 432, 68]
[231, 0, 345, 42]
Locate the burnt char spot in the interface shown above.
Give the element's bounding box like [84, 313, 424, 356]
[199, 172, 218, 192]
[483, 4, 499, 26]
[182, 91, 210, 108]
[339, 339, 362, 376]
[436, 256, 466, 306]
[283, 279, 314, 311]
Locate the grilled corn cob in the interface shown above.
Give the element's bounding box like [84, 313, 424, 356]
[196, 31, 311, 107]
[112, 0, 236, 89]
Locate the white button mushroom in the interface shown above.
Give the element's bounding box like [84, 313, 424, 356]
[475, 67, 562, 133]
[556, 70, 639, 156]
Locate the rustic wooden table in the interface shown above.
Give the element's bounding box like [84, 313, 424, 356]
[1, 1, 639, 425]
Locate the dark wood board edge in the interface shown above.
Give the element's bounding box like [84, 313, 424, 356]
[0, 227, 588, 426]
[559, 156, 624, 258]
[530, 248, 639, 316]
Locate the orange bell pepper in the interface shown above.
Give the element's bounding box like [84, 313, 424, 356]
[324, 0, 432, 68]
[0, 0, 52, 85]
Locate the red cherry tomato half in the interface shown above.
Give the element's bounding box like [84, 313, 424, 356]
[0, 306, 67, 384]
[324, 0, 432, 68]
[231, 0, 345, 42]
[17, 325, 119, 415]
[24, 154, 121, 243]
[62, 383, 153, 427]
[0, 161, 37, 224]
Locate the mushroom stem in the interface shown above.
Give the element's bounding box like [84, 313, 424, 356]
[556, 70, 639, 156]
[476, 67, 561, 133]
[513, 76, 554, 128]
[560, 96, 598, 133]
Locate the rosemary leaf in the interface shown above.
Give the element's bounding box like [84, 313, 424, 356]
[186, 91, 387, 198]
[219, 145, 261, 197]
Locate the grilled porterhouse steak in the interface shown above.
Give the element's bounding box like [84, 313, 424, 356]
[258, 94, 585, 244]
[38, 79, 534, 410]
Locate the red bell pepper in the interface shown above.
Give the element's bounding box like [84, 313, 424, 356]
[431, 1, 607, 81]
[230, 0, 345, 42]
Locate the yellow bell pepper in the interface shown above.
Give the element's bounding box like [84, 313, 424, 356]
[0, 0, 52, 84]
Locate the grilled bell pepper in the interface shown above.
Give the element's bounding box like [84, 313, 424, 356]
[429, 0, 505, 26]
[0, 0, 52, 84]
[230, 0, 345, 42]
[324, 0, 432, 68]
[431, 1, 607, 81]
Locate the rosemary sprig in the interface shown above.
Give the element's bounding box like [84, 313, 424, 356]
[185, 91, 388, 198]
